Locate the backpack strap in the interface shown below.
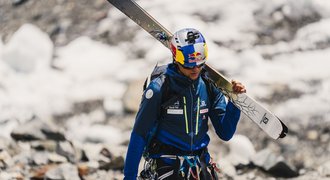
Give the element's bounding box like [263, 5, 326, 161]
[201, 71, 216, 105]
[160, 75, 179, 111]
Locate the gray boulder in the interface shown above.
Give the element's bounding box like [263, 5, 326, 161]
[251, 149, 299, 178]
[10, 117, 65, 141]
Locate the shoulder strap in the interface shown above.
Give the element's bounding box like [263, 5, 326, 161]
[159, 74, 181, 113]
[160, 77, 175, 109]
[201, 71, 216, 105]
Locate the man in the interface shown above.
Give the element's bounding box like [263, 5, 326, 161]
[124, 28, 246, 179]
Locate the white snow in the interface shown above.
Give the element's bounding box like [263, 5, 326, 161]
[53, 36, 126, 81]
[2, 24, 53, 73]
[65, 112, 123, 145]
[222, 134, 256, 166]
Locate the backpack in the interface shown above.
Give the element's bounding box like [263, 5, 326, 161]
[142, 63, 216, 157]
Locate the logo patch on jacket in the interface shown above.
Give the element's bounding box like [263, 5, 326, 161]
[168, 100, 180, 109]
[200, 100, 207, 107]
[167, 109, 183, 115]
[145, 89, 153, 99]
[200, 108, 208, 114]
[167, 100, 182, 114]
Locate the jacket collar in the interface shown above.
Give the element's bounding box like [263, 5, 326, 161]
[165, 63, 201, 95]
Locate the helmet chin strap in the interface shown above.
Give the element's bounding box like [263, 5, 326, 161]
[173, 62, 184, 75]
[173, 62, 181, 72]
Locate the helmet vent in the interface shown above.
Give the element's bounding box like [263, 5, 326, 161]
[174, 37, 179, 44]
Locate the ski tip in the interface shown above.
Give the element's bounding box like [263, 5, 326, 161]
[277, 116, 288, 139]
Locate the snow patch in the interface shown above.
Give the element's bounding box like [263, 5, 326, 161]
[2, 24, 53, 73]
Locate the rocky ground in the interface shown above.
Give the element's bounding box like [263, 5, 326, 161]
[0, 0, 110, 46]
[1, 0, 330, 180]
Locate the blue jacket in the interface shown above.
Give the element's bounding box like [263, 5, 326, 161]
[124, 63, 241, 179]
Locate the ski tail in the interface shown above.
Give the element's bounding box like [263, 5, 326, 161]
[277, 116, 288, 138]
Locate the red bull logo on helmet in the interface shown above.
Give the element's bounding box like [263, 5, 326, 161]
[188, 52, 203, 63]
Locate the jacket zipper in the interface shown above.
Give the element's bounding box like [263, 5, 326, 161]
[190, 84, 195, 151]
[195, 97, 200, 135]
[183, 96, 189, 134]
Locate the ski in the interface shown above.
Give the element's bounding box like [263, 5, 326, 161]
[106, 0, 288, 139]
[204, 65, 288, 139]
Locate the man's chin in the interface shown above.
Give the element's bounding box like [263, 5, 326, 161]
[190, 75, 199, 80]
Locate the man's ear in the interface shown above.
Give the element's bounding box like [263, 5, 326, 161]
[172, 58, 176, 64]
[173, 62, 179, 69]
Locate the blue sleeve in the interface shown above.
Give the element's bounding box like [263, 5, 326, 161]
[124, 81, 162, 179]
[133, 81, 162, 138]
[124, 132, 146, 180]
[209, 89, 241, 141]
